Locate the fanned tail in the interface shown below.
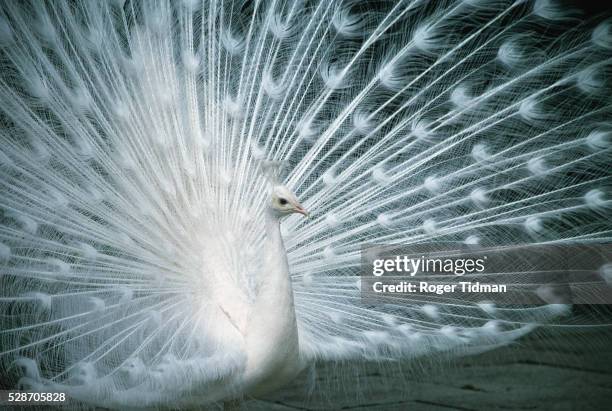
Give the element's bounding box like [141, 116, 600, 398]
[278, 1, 612, 361]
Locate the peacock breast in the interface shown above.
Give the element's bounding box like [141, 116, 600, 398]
[242, 280, 303, 396]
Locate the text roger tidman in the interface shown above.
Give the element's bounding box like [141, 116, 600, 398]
[370, 255, 508, 295]
[372, 281, 507, 295]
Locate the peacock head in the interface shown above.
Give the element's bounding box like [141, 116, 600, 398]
[261, 160, 308, 217]
[270, 185, 309, 217]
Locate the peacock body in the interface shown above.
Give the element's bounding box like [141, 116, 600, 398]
[0, 0, 611, 409]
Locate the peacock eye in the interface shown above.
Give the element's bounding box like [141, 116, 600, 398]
[279, 198, 288, 205]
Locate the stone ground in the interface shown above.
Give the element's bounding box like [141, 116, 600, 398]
[249, 326, 612, 410]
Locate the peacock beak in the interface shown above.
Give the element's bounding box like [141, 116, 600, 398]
[294, 204, 309, 217]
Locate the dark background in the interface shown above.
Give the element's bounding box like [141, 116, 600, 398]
[562, 1, 612, 15]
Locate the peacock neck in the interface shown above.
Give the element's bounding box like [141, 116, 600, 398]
[260, 209, 293, 301]
[242, 208, 301, 394]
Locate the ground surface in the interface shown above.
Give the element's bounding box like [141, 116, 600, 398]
[250, 327, 612, 410]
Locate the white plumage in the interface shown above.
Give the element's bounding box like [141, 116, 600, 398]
[0, 0, 611, 409]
